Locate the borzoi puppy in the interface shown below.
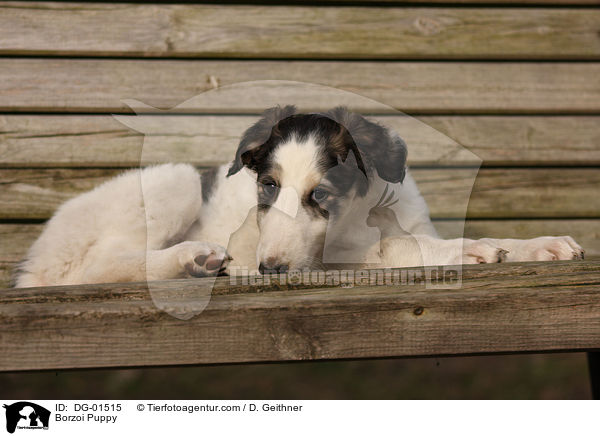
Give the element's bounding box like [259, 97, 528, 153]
[14, 106, 583, 287]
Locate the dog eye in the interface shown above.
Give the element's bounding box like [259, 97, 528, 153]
[262, 181, 278, 197]
[311, 188, 329, 202]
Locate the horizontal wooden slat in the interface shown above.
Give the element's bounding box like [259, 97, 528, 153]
[0, 169, 114, 220]
[1, 168, 598, 220]
[1, 115, 599, 167]
[417, 168, 600, 218]
[2, 220, 598, 288]
[2, 3, 599, 59]
[1, 59, 599, 114]
[0, 224, 40, 288]
[1, 260, 599, 371]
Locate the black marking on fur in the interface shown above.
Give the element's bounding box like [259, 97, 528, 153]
[228, 105, 297, 177]
[302, 194, 330, 219]
[325, 107, 407, 184]
[237, 112, 370, 195]
[320, 151, 368, 198]
[201, 166, 219, 203]
[233, 107, 408, 229]
[256, 173, 281, 214]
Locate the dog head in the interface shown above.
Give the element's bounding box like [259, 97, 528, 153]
[227, 106, 407, 272]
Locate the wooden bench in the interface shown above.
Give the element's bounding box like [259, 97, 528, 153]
[0, 0, 599, 397]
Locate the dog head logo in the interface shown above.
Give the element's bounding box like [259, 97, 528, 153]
[113, 80, 481, 318]
[3, 402, 50, 434]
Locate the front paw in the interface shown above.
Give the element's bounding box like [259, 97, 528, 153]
[525, 236, 584, 261]
[462, 240, 509, 264]
[176, 241, 232, 277]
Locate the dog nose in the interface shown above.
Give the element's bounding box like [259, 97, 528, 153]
[259, 261, 289, 274]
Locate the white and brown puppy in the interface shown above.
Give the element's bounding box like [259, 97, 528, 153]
[226, 106, 583, 271]
[14, 106, 583, 287]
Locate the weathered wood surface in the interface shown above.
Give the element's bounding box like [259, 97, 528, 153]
[2, 59, 599, 114]
[0, 169, 114, 220]
[1, 260, 599, 371]
[1, 168, 597, 220]
[2, 3, 599, 59]
[1, 115, 599, 167]
[0, 224, 39, 288]
[2, 220, 598, 288]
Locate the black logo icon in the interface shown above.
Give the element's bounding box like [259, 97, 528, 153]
[3, 402, 50, 434]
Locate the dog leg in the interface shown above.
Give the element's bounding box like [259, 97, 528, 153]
[476, 236, 584, 262]
[455, 239, 509, 264]
[372, 235, 516, 267]
[82, 241, 231, 284]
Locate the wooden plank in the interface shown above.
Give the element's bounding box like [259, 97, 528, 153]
[418, 116, 600, 166]
[0, 168, 598, 220]
[0, 169, 117, 220]
[1, 219, 598, 288]
[1, 3, 600, 59]
[415, 168, 600, 219]
[1, 260, 599, 371]
[1, 59, 599, 114]
[0, 224, 43, 288]
[1, 115, 599, 168]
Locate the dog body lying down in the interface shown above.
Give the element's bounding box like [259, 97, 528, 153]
[14, 107, 583, 287]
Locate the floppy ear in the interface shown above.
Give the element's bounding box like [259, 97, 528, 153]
[227, 105, 297, 176]
[325, 107, 407, 183]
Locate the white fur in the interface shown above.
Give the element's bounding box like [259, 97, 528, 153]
[256, 137, 328, 270]
[16, 164, 231, 286]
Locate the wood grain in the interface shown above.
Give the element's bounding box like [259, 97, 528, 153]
[1, 115, 599, 167]
[2, 3, 599, 59]
[1, 59, 600, 114]
[0, 224, 43, 288]
[0, 169, 116, 220]
[0, 168, 598, 220]
[1, 260, 599, 371]
[415, 168, 600, 219]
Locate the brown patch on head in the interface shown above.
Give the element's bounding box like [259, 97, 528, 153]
[325, 107, 407, 184]
[228, 105, 297, 177]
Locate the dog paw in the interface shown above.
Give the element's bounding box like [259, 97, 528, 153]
[462, 240, 509, 264]
[525, 236, 584, 261]
[176, 241, 232, 277]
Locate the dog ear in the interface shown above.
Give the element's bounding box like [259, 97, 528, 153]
[325, 107, 407, 183]
[227, 105, 297, 176]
